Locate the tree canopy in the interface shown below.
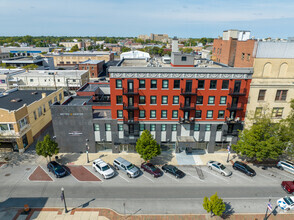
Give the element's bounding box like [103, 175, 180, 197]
[36, 135, 59, 161]
[203, 192, 226, 217]
[136, 130, 161, 161]
[23, 64, 38, 70]
[69, 45, 79, 52]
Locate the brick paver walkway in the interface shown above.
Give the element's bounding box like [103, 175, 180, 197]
[28, 166, 53, 181]
[67, 165, 101, 181]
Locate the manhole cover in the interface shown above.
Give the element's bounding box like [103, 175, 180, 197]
[26, 168, 31, 171]
[5, 173, 11, 176]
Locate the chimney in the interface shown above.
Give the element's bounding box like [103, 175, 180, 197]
[172, 37, 179, 53]
[41, 93, 46, 99]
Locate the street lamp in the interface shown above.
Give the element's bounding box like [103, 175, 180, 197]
[61, 187, 68, 213]
[86, 139, 89, 163]
[226, 145, 231, 163]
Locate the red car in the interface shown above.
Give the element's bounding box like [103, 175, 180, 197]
[141, 162, 163, 178]
[282, 181, 294, 194]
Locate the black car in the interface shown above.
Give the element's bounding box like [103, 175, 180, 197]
[233, 161, 256, 177]
[161, 164, 185, 179]
[47, 161, 67, 178]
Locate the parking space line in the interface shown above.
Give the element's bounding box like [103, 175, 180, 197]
[84, 166, 104, 182]
[232, 171, 254, 181]
[164, 173, 179, 182]
[185, 171, 205, 182]
[117, 174, 130, 183]
[142, 174, 155, 183]
[201, 168, 230, 183]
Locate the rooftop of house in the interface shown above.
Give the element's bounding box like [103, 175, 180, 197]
[0, 89, 55, 111]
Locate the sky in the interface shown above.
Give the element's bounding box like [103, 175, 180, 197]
[1, 0, 294, 39]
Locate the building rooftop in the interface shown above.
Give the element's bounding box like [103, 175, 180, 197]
[13, 69, 88, 77]
[49, 51, 113, 56]
[256, 42, 294, 58]
[62, 96, 92, 106]
[78, 83, 100, 92]
[80, 60, 104, 65]
[2, 56, 44, 64]
[0, 69, 25, 75]
[0, 89, 55, 111]
[93, 109, 112, 119]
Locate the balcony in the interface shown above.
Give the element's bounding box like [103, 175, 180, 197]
[179, 117, 195, 124]
[123, 88, 139, 96]
[227, 103, 244, 111]
[123, 117, 139, 124]
[225, 117, 243, 124]
[228, 88, 247, 96]
[123, 103, 139, 110]
[180, 88, 197, 96]
[223, 130, 239, 136]
[179, 103, 196, 111]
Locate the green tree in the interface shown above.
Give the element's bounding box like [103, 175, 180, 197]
[70, 45, 79, 52]
[232, 111, 286, 162]
[136, 130, 161, 161]
[121, 46, 131, 53]
[203, 192, 226, 217]
[23, 64, 38, 70]
[36, 135, 59, 161]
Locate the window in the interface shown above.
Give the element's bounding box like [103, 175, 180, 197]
[206, 110, 213, 118]
[139, 96, 146, 104]
[54, 96, 57, 102]
[194, 124, 200, 131]
[116, 96, 123, 104]
[19, 117, 28, 129]
[174, 80, 180, 89]
[116, 79, 122, 88]
[216, 124, 223, 131]
[162, 96, 168, 104]
[94, 124, 100, 131]
[275, 90, 288, 101]
[151, 80, 157, 88]
[139, 80, 145, 88]
[161, 124, 167, 131]
[222, 80, 229, 89]
[33, 111, 37, 120]
[196, 96, 203, 104]
[48, 100, 52, 106]
[43, 104, 46, 113]
[198, 80, 205, 89]
[210, 80, 217, 89]
[117, 110, 123, 118]
[59, 93, 62, 101]
[162, 80, 169, 89]
[173, 96, 179, 104]
[195, 110, 202, 118]
[272, 108, 283, 118]
[117, 124, 123, 131]
[139, 110, 145, 118]
[220, 96, 227, 104]
[9, 124, 14, 130]
[208, 96, 215, 104]
[38, 107, 42, 117]
[72, 79, 76, 82]
[150, 96, 157, 104]
[205, 124, 211, 131]
[150, 110, 156, 118]
[247, 54, 250, 61]
[241, 53, 245, 60]
[105, 124, 111, 131]
[57, 79, 60, 82]
[0, 124, 8, 131]
[181, 56, 187, 61]
[139, 124, 145, 131]
[150, 124, 156, 131]
[30, 79, 33, 82]
[161, 110, 167, 118]
[171, 124, 177, 131]
[218, 110, 225, 118]
[255, 107, 262, 117]
[172, 110, 178, 118]
[258, 90, 266, 101]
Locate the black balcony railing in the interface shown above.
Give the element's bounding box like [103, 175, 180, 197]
[226, 103, 244, 110]
[179, 117, 195, 124]
[123, 117, 139, 124]
[228, 88, 247, 96]
[180, 88, 197, 96]
[123, 102, 139, 110]
[123, 88, 139, 96]
[179, 103, 196, 110]
[225, 117, 242, 124]
[223, 130, 239, 136]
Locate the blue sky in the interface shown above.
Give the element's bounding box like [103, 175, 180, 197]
[1, 0, 294, 38]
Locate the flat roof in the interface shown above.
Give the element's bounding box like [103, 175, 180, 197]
[93, 109, 112, 119]
[256, 42, 294, 58]
[0, 89, 55, 111]
[2, 57, 44, 64]
[0, 69, 25, 75]
[14, 70, 88, 77]
[80, 60, 104, 65]
[62, 96, 92, 106]
[79, 83, 100, 92]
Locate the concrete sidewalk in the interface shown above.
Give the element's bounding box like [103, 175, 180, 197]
[3, 207, 294, 220]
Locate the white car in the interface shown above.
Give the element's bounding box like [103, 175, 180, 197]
[207, 160, 232, 177]
[92, 159, 115, 179]
[277, 196, 294, 211]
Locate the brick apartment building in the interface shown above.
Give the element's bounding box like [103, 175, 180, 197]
[78, 60, 105, 78]
[51, 53, 253, 154]
[212, 30, 257, 67]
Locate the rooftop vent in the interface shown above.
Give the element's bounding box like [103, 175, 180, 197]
[11, 98, 22, 102]
[31, 91, 38, 95]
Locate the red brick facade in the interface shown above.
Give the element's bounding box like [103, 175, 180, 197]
[78, 61, 104, 78]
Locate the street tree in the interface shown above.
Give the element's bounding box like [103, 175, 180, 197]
[36, 135, 59, 161]
[23, 64, 38, 70]
[70, 45, 79, 52]
[136, 130, 161, 161]
[203, 192, 226, 217]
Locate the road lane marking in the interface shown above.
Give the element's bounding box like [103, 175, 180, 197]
[185, 172, 205, 182]
[142, 174, 155, 183]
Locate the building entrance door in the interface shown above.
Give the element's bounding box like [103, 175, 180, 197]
[119, 144, 128, 152]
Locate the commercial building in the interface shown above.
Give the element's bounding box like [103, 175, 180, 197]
[150, 33, 169, 42]
[0, 47, 51, 57]
[0, 69, 25, 91]
[0, 52, 10, 63]
[78, 60, 104, 78]
[2, 56, 55, 70]
[212, 30, 257, 67]
[0, 88, 64, 152]
[44, 51, 114, 67]
[245, 42, 294, 126]
[8, 69, 89, 93]
[59, 42, 83, 50]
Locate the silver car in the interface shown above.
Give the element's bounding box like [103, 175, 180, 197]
[207, 160, 232, 177]
[113, 157, 140, 178]
[277, 161, 294, 175]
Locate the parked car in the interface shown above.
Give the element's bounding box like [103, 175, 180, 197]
[277, 196, 294, 211]
[281, 181, 294, 194]
[113, 157, 140, 178]
[47, 161, 67, 178]
[277, 161, 294, 174]
[92, 158, 115, 179]
[141, 162, 163, 178]
[232, 161, 256, 177]
[207, 160, 232, 177]
[161, 164, 185, 179]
